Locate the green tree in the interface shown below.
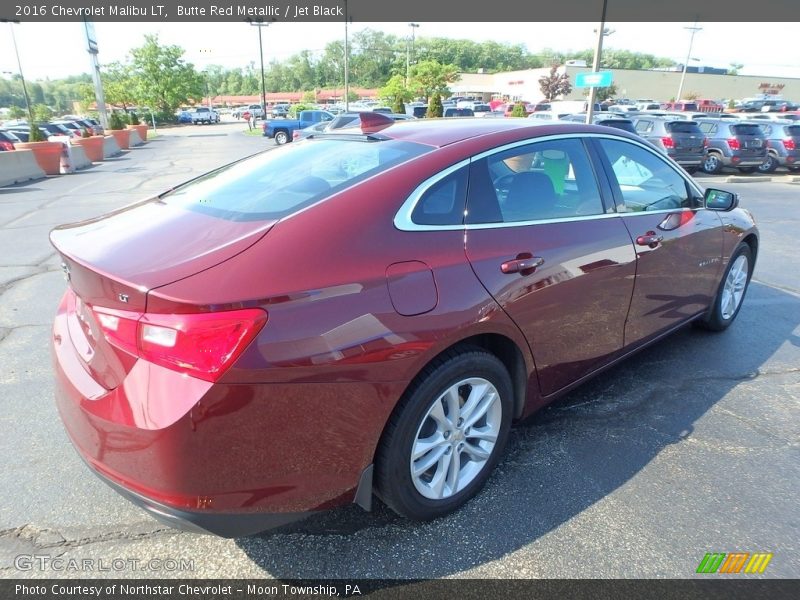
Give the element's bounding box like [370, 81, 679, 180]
[592, 83, 618, 103]
[539, 65, 572, 101]
[302, 90, 317, 103]
[102, 62, 138, 110]
[8, 106, 26, 119]
[32, 103, 52, 122]
[379, 74, 413, 109]
[409, 60, 458, 103]
[427, 93, 443, 118]
[129, 34, 204, 114]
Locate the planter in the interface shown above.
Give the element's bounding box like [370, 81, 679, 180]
[14, 141, 64, 175]
[72, 136, 105, 162]
[109, 128, 131, 150]
[126, 124, 148, 141]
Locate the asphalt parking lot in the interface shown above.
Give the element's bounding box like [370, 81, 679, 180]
[0, 122, 797, 579]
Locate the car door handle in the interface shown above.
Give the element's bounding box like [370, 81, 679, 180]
[635, 231, 664, 248]
[501, 256, 545, 274]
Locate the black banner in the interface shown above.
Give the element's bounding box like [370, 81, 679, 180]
[1, 0, 800, 23]
[2, 579, 799, 600]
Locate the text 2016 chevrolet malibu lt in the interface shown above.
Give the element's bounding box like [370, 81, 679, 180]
[51, 115, 757, 537]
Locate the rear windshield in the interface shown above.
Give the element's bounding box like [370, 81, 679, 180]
[665, 121, 703, 134]
[597, 120, 637, 134]
[732, 124, 764, 136]
[787, 125, 800, 137]
[161, 137, 431, 221]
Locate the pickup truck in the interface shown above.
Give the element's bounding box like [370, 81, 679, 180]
[262, 110, 334, 145]
[191, 107, 219, 124]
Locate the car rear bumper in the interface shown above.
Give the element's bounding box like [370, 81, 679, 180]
[52, 291, 400, 535]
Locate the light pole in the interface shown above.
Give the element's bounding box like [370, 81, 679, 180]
[6, 21, 34, 125]
[586, 0, 611, 124]
[676, 23, 702, 102]
[406, 23, 419, 89]
[249, 19, 271, 121]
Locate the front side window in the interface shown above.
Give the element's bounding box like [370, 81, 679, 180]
[466, 138, 606, 224]
[596, 138, 694, 212]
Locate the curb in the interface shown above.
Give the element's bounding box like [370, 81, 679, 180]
[695, 174, 800, 184]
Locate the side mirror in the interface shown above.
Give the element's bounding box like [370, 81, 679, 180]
[704, 188, 739, 211]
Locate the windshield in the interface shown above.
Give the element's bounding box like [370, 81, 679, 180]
[161, 137, 431, 221]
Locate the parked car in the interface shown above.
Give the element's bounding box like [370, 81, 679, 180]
[695, 119, 768, 174]
[560, 114, 639, 136]
[0, 129, 21, 151]
[472, 104, 492, 117]
[293, 112, 413, 141]
[607, 105, 639, 114]
[5, 126, 49, 143]
[50, 117, 757, 537]
[262, 109, 334, 144]
[177, 110, 193, 124]
[53, 120, 89, 138]
[443, 107, 474, 118]
[191, 107, 219, 124]
[752, 120, 800, 173]
[631, 116, 707, 173]
[526, 111, 573, 121]
[271, 104, 291, 118]
[660, 101, 699, 112]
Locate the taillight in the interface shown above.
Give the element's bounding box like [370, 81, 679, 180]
[783, 139, 796, 150]
[661, 136, 675, 149]
[728, 138, 741, 150]
[92, 306, 267, 382]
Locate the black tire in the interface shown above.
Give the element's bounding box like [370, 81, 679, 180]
[274, 130, 289, 145]
[696, 243, 753, 332]
[789, 166, 800, 173]
[375, 347, 513, 521]
[738, 166, 757, 174]
[758, 154, 778, 173]
[702, 152, 723, 174]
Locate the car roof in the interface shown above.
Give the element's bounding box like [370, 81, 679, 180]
[374, 119, 639, 148]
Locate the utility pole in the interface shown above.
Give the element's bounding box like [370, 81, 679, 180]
[677, 23, 702, 102]
[406, 23, 419, 90]
[249, 19, 271, 121]
[6, 21, 34, 125]
[586, 0, 609, 124]
[81, 20, 108, 128]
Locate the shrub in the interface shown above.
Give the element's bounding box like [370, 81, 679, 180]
[510, 102, 527, 118]
[129, 112, 140, 125]
[109, 111, 125, 130]
[81, 127, 91, 138]
[427, 93, 443, 118]
[288, 103, 312, 117]
[28, 124, 47, 142]
[391, 99, 406, 115]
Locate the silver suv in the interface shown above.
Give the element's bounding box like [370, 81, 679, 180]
[753, 120, 800, 173]
[695, 119, 768, 174]
[631, 116, 707, 173]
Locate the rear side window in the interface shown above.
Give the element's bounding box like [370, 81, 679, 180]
[411, 166, 468, 225]
[634, 120, 654, 133]
[733, 124, 764, 136]
[666, 122, 703, 134]
[698, 122, 717, 134]
[162, 138, 430, 221]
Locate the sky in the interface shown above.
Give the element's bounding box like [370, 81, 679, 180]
[2, 21, 800, 82]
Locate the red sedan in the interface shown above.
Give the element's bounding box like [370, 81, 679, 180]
[51, 115, 757, 537]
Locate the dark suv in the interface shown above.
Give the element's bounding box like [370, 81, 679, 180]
[631, 116, 707, 173]
[695, 119, 768, 174]
[754, 121, 800, 173]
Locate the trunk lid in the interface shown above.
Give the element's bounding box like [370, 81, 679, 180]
[51, 198, 276, 390]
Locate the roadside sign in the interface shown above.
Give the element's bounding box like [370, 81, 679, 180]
[575, 71, 614, 88]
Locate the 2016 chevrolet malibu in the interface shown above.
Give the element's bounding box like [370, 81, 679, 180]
[51, 115, 757, 537]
